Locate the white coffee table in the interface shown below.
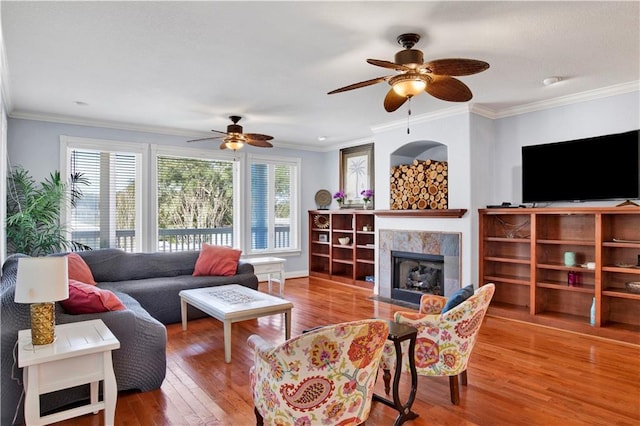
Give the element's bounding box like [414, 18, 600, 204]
[17, 319, 120, 425]
[179, 284, 293, 363]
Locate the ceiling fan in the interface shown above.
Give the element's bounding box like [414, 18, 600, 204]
[328, 33, 490, 112]
[187, 115, 274, 151]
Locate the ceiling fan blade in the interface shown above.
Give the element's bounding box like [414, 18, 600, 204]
[426, 75, 473, 102]
[187, 136, 222, 143]
[244, 133, 273, 141]
[424, 58, 490, 76]
[383, 88, 409, 112]
[328, 76, 390, 94]
[247, 139, 274, 148]
[219, 141, 227, 150]
[367, 59, 411, 72]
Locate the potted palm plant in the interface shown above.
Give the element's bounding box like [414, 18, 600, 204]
[6, 166, 91, 256]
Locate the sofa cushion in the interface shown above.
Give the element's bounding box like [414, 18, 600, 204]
[193, 244, 242, 277]
[67, 252, 97, 284]
[443, 284, 475, 313]
[60, 280, 126, 314]
[79, 249, 200, 282]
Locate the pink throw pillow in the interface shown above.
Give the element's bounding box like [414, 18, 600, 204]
[192, 243, 242, 277]
[60, 280, 126, 314]
[67, 253, 97, 285]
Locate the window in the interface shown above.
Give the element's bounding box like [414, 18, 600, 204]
[62, 138, 299, 255]
[61, 137, 145, 252]
[248, 155, 300, 254]
[154, 151, 238, 252]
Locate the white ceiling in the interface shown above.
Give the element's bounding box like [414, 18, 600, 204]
[2, 1, 639, 150]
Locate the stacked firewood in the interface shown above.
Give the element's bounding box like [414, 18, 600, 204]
[390, 159, 448, 210]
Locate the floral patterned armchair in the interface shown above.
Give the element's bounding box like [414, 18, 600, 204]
[380, 283, 495, 405]
[248, 319, 389, 426]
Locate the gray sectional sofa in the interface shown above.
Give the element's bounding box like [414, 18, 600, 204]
[1, 248, 258, 425]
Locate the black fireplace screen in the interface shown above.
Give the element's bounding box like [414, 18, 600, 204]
[392, 251, 444, 302]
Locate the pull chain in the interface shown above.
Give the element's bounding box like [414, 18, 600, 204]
[407, 96, 412, 134]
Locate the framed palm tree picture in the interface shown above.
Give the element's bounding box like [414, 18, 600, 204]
[339, 143, 374, 209]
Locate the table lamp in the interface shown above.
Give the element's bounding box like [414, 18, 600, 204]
[15, 257, 69, 345]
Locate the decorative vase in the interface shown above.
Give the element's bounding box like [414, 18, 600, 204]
[363, 200, 371, 210]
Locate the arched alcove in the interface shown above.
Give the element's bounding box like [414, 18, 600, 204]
[390, 140, 448, 167]
[389, 140, 449, 210]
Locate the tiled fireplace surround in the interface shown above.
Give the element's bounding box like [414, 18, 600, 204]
[378, 229, 461, 301]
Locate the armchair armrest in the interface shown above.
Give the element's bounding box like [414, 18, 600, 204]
[247, 334, 276, 359]
[395, 310, 442, 330]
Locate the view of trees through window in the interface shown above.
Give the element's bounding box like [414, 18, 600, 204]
[67, 140, 298, 254]
[157, 156, 234, 251]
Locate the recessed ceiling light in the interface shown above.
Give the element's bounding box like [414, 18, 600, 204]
[74, 101, 89, 106]
[317, 136, 327, 141]
[543, 77, 562, 86]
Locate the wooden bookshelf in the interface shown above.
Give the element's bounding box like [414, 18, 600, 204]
[479, 207, 640, 345]
[309, 210, 375, 288]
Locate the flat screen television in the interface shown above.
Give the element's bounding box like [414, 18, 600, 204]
[522, 130, 640, 203]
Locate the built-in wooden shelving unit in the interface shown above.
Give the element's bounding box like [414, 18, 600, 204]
[479, 207, 640, 345]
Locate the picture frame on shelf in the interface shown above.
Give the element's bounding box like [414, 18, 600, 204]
[339, 143, 374, 209]
[318, 234, 328, 243]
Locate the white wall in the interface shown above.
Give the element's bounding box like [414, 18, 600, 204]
[373, 111, 477, 289]
[493, 90, 640, 206]
[7, 117, 334, 276]
[6, 89, 639, 284]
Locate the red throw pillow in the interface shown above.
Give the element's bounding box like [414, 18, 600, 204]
[66, 253, 97, 285]
[192, 243, 242, 277]
[60, 280, 126, 314]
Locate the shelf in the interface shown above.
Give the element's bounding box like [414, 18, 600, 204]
[484, 274, 530, 286]
[536, 282, 594, 293]
[602, 289, 640, 300]
[484, 255, 530, 264]
[480, 207, 640, 345]
[374, 209, 467, 218]
[310, 252, 329, 258]
[356, 244, 375, 249]
[602, 266, 640, 275]
[603, 241, 640, 248]
[356, 259, 374, 265]
[485, 237, 531, 243]
[537, 239, 595, 246]
[312, 241, 330, 245]
[537, 263, 596, 272]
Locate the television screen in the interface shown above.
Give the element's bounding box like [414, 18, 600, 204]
[522, 130, 640, 203]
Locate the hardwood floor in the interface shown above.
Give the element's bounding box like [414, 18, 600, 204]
[53, 277, 639, 426]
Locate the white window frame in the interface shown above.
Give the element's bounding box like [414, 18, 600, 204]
[245, 153, 301, 256]
[60, 136, 149, 251]
[151, 145, 243, 250]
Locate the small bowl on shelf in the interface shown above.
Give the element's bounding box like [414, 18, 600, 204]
[625, 282, 640, 294]
[338, 237, 350, 245]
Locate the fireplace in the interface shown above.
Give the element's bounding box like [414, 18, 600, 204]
[392, 251, 444, 304]
[378, 230, 461, 304]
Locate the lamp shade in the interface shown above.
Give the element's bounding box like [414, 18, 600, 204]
[15, 257, 69, 303]
[392, 78, 427, 97]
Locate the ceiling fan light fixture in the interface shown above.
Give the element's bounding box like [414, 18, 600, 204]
[391, 75, 427, 97]
[224, 134, 245, 150]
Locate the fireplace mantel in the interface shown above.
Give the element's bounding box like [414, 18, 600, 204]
[374, 209, 467, 218]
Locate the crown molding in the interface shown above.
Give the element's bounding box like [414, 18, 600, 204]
[491, 81, 640, 119]
[7, 81, 639, 148]
[371, 105, 470, 134]
[8, 110, 209, 138]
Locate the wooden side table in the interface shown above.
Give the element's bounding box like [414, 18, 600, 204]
[17, 319, 120, 425]
[373, 320, 419, 426]
[243, 256, 286, 296]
